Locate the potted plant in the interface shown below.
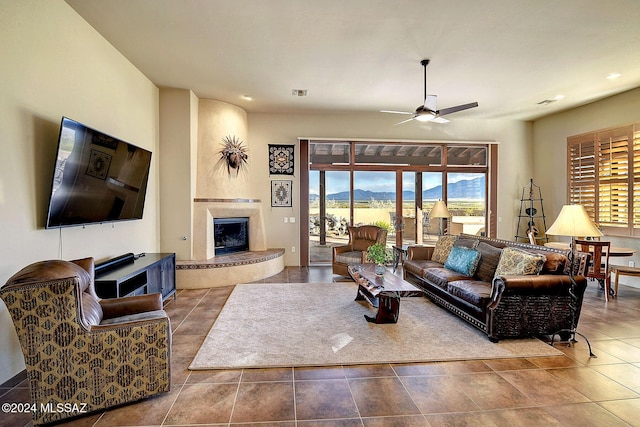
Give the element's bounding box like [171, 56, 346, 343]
[367, 243, 391, 276]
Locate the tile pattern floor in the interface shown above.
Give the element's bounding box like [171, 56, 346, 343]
[2, 266, 640, 426]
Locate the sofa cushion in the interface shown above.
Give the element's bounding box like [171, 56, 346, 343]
[494, 247, 546, 277]
[423, 267, 469, 290]
[431, 235, 457, 264]
[335, 251, 363, 264]
[444, 246, 481, 277]
[541, 252, 568, 274]
[404, 259, 443, 278]
[454, 237, 479, 249]
[447, 280, 492, 309]
[99, 309, 168, 326]
[475, 242, 502, 283]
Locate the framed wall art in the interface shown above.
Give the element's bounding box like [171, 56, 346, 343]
[268, 144, 294, 175]
[271, 180, 292, 207]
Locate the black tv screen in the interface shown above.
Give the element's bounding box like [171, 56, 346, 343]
[45, 117, 152, 228]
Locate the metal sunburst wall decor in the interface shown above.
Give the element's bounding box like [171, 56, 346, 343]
[219, 135, 248, 175]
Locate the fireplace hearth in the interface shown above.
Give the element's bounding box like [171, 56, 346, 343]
[214, 217, 249, 255]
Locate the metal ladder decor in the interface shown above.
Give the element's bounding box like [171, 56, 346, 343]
[515, 179, 549, 244]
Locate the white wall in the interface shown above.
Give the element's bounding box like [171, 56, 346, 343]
[159, 88, 198, 259]
[533, 87, 640, 285]
[0, 1, 160, 383]
[248, 112, 533, 265]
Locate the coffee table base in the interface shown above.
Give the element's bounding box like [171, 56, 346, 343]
[355, 286, 401, 323]
[349, 264, 423, 324]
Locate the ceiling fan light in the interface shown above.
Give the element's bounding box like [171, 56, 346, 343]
[414, 115, 434, 122]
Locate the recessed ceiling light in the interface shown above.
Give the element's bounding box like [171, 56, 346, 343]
[241, 95, 253, 101]
[292, 89, 308, 97]
[606, 73, 622, 80]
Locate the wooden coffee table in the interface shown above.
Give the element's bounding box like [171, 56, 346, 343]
[348, 264, 424, 324]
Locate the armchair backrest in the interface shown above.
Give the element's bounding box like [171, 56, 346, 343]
[348, 225, 388, 252]
[2, 257, 103, 329]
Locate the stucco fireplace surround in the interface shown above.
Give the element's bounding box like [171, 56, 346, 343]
[176, 198, 284, 288]
[169, 98, 284, 288]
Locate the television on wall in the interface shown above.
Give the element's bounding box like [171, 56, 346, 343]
[45, 117, 152, 228]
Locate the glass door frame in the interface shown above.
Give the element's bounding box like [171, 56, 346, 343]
[300, 139, 497, 266]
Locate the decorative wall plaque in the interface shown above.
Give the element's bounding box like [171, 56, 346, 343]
[219, 135, 248, 175]
[268, 144, 294, 175]
[271, 180, 292, 207]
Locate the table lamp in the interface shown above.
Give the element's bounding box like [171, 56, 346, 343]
[546, 204, 602, 357]
[430, 200, 450, 236]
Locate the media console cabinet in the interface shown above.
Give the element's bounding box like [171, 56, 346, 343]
[95, 253, 176, 302]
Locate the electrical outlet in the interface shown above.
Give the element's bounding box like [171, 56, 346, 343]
[291, 246, 296, 253]
[289, 217, 296, 223]
[629, 261, 635, 268]
[284, 217, 288, 223]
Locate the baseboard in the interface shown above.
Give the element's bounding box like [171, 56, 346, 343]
[1, 369, 26, 388]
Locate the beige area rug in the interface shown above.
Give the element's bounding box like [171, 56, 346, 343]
[189, 283, 561, 370]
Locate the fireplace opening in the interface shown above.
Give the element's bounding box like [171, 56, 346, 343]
[214, 217, 249, 255]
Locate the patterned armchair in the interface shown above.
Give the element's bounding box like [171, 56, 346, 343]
[0, 257, 171, 425]
[332, 225, 388, 276]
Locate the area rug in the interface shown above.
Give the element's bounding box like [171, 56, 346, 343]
[189, 283, 561, 370]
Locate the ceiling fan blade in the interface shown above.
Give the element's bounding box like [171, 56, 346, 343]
[380, 110, 414, 115]
[394, 117, 416, 125]
[424, 95, 437, 112]
[438, 102, 479, 116]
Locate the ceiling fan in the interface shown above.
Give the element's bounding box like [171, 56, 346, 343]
[381, 59, 478, 124]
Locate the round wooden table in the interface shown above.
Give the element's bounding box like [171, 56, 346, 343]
[544, 241, 636, 257]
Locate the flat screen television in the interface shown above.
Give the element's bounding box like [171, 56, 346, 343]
[45, 117, 152, 228]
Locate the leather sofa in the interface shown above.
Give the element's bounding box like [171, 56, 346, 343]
[403, 234, 590, 342]
[0, 257, 171, 425]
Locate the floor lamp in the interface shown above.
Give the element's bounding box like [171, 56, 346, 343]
[546, 204, 601, 358]
[430, 200, 450, 236]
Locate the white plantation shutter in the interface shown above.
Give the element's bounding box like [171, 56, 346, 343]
[633, 127, 640, 235]
[568, 134, 596, 219]
[598, 128, 629, 230]
[568, 124, 640, 237]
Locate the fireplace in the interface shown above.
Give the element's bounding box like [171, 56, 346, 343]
[214, 217, 249, 255]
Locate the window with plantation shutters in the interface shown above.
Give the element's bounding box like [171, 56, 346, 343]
[568, 134, 596, 218]
[568, 123, 640, 237]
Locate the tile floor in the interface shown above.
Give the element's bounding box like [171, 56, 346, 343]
[2, 266, 640, 426]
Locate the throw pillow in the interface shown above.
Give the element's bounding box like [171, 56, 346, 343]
[431, 235, 457, 264]
[475, 242, 502, 282]
[454, 237, 480, 249]
[444, 246, 481, 277]
[494, 247, 546, 277]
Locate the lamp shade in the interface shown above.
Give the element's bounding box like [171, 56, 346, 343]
[546, 204, 603, 238]
[430, 200, 451, 218]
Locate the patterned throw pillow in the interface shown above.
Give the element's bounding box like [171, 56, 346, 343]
[494, 247, 546, 277]
[431, 235, 457, 264]
[444, 246, 481, 277]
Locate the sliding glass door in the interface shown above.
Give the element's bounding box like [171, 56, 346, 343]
[353, 171, 395, 245]
[447, 172, 486, 236]
[309, 170, 350, 263]
[303, 140, 494, 266]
